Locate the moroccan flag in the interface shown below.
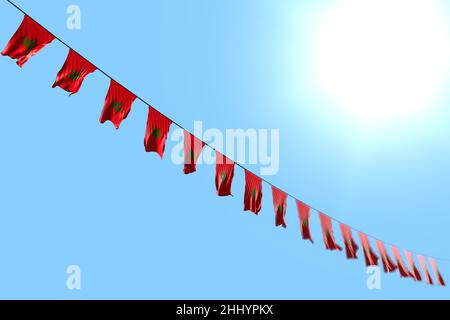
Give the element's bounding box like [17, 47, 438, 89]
[99, 80, 136, 129]
[358, 232, 379, 266]
[2, 15, 55, 67]
[183, 131, 205, 174]
[144, 106, 172, 159]
[376, 241, 397, 273]
[296, 201, 313, 243]
[340, 224, 358, 259]
[244, 170, 262, 215]
[215, 152, 235, 197]
[418, 255, 433, 285]
[52, 49, 96, 95]
[319, 213, 342, 251]
[391, 246, 413, 278]
[430, 257, 446, 286]
[405, 250, 422, 282]
[272, 187, 287, 228]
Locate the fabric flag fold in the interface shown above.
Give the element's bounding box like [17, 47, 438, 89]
[144, 106, 172, 159]
[405, 250, 422, 282]
[429, 257, 446, 286]
[215, 152, 235, 197]
[296, 201, 313, 243]
[358, 233, 379, 266]
[376, 241, 397, 273]
[340, 224, 358, 259]
[391, 246, 412, 278]
[244, 170, 262, 214]
[100, 80, 136, 129]
[52, 49, 96, 95]
[183, 131, 205, 174]
[272, 187, 288, 228]
[418, 255, 433, 285]
[2, 15, 55, 67]
[319, 214, 342, 251]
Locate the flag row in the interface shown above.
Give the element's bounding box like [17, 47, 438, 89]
[2, 14, 446, 287]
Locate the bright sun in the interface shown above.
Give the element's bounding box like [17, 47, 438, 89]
[314, 0, 450, 125]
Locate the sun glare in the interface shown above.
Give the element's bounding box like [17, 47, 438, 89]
[313, 0, 450, 125]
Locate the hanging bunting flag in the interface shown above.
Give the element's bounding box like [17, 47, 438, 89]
[272, 187, 288, 228]
[183, 131, 205, 175]
[296, 201, 313, 243]
[319, 214, 342, 251]
[340, 224, 358, 259]
[52, 49, 96, 95]
[391, 246, 413, 278]
[429, 258, 446, 286]
[405, 251, 422, 282]
[358, 233, 379, 266]
[144, 106, 172, 159]
[3, 6, 448, 289]
[243, 170, 262, 215]
[418, 255, 433, 285]
[99, 80, 136, 129]
[215, 151, 235, 197]
[1, 15, 55, 67]
[376, 241, 397, 273]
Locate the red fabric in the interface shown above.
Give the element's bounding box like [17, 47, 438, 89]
[319, 213, 342, 251]
[418, 255, 433, 285]
[52, 49, 96, 95]
[2, 15, 55, 67]
[391, 246, 413, 278]
[429, 257, 446, 286]
[358, 233, 379, 266]
[144, 106, 172, 159]
[243, 170, 262, 214]
[405, 250, 422, 282]
[271, 187, 287, 228]
[183, 131, 205, 174]
[339, 224, 358, 259]
[100, 80, 136, 129]
[296, 201, 313, 243]
[215, 152, 235, 197]
[376, 241, 397, 273]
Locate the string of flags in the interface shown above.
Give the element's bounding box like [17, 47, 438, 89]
[2, 7, 447, 287]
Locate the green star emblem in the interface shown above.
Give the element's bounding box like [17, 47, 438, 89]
[22, 36, 36, 53]
[151, 128, 161, 138]
[111, 101, 122, 113]
[68, 70, 81, 81]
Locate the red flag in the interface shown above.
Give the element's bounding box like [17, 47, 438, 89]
[358, 233, 379, 266]
[430, 257, 446, 286]
[340, 224, 358, 259]
[418, 255, 433, 285]
[296, 201, 313, 243]
[319, 214, 342, 251]
[244, 170, 262, 215]
[376, 241, 397, 273]
[52, 49, 96, 95]
[183, 131, 205, 174]
[2, 15, 55, 67]
[99, 80, 136, 129]
[405, 251, 422, 282]
[391, 246, 412, 278]
[272, 187, 287, 228]
[215, 152, 235, 197]
[144, 106, 172, 159]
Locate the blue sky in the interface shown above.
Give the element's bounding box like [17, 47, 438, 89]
[1, 0, 450, 299]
